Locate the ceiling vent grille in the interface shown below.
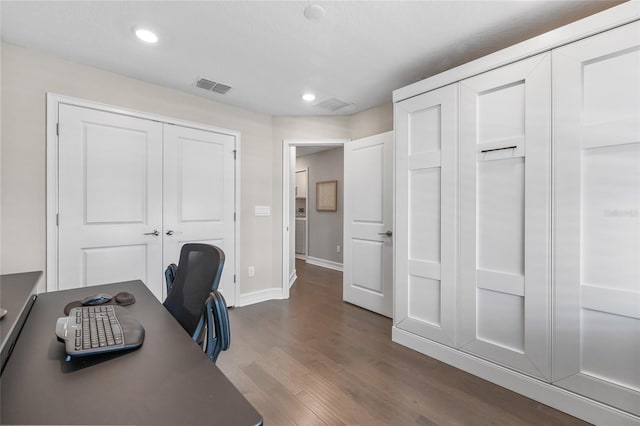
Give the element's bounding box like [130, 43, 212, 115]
[195, 78, 232, 94]
[315, 97, 351, 112]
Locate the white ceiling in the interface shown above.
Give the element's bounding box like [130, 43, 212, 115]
[1, 1, 621, 116]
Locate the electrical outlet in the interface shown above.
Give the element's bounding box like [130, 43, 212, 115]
[254, 206, 271, 216]
[248, 266, 255, 277]
[337, 245, 341, 253]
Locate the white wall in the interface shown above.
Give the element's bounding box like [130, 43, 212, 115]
[1, 42, 393, 298]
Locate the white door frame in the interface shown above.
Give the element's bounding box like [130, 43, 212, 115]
[46, 93, 242, 306]
[281, 139, 348, 299]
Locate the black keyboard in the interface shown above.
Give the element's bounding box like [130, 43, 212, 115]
[56, 305, 144, 358]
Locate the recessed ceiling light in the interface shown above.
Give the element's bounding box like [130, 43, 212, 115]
[304, 4, 326, 21]
[302, 93, 316, 102]
[135, 28, 158, 43]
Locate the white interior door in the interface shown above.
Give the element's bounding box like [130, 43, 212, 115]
[58, 104, 164, 300]
[459, 53, 551, 380]
[288, 147, 296, 285]
[553, 21, 640, 416]
[394, 84, 458, 347]
[343, 132, 393, 317]
[163, 124, 236, 304]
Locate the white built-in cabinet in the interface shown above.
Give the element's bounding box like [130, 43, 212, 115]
[395, 84, 458, 347]
[394, 10, 639, 424]
[552, 22, 640, 417]
[459, 53, 551, 380]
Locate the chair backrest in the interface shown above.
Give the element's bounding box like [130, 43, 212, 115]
[163, 244, 225, 339]
[164, 263, 178, 294]
[204, 290, 231, 363]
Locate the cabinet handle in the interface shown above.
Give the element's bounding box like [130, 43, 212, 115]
[144, 230, 159, 236]
[378, 231, 393, 237]
[480, 145, 517, 154]
[165, 230, 174, 236]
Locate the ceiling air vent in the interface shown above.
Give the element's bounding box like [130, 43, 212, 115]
[195, 78, 232, 95]
[315, 97, 351, 112]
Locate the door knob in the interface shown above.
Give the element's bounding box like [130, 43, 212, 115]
[144, 230, 159, 236]
[165, 230, 174, 236]
[378, 230, 393, 237]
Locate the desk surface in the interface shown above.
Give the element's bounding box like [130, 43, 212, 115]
[1, 280, 262, 426]
[0, 271, 41, 371]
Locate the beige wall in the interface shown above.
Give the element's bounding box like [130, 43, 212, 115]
[349, 102, 393, 140]
[0, 43, 274, 295]
[1, 42, 393, 297]
[270, 107, 393, 288]
[271, 116, 351, 286]
[0, 45, 3, 270]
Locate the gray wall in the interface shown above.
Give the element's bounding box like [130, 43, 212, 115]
[296, 148, 344, 265]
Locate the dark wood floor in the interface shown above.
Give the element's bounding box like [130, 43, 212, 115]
[217, 260, 588, 426]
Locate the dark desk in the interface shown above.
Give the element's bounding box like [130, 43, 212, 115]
[1, 280, 262, 425]
[0, 271, 41, 372]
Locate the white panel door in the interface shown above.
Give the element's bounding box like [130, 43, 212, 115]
[163, 125, 236, 304]
[459, 53, 551, 379]
[395, 84, 458, 347]
[553, 22, 640, 416]
[343, 132, 393, 317]
[58, 105, 163, 300]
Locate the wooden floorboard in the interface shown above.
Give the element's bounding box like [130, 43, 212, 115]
[217, 260, 589, 426]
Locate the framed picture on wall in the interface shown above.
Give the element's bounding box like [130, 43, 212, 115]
[316, 180, 337, 211]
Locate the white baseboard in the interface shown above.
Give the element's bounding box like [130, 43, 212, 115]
[392, 327, 639, 426]
[237, 288, 284, 307]
[289, 271, 297, 288]
[295, 254, 307, 260]
[305, 256, 343, 272]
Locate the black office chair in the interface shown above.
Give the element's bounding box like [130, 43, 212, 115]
[204, 290, 231, 363]
[163, 243, 226, 360]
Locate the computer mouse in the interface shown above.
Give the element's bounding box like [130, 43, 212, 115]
[80, 293, 113, 306]
[115, 292, 135, 306]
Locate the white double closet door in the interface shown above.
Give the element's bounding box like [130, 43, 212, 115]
[57, 104, 236, 303]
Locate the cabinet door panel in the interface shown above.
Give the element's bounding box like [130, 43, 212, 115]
[553, 21, 640, 416]
[395, 84, 457, 346]
[459, 53, 551, 380]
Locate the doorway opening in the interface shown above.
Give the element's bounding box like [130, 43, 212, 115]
[281, 139, 348, 299]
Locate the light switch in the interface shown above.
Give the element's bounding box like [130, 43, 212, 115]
[255, 206, 271, 216]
